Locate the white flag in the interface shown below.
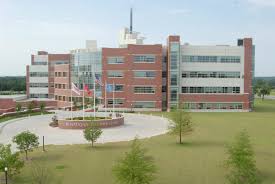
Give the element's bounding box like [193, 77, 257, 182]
[71, 83, 80, 95]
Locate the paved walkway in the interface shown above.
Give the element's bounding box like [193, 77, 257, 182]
[0, 111, 169, 151]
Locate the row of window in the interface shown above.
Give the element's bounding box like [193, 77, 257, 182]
[183, 103, 243, 110]
[107, 71, 156, 78]
[181, 87, 240, 94]
[182, 55, 241, 63]
[107, 55, 156, 64]
[29, 83, 48, 88]
[107, 99, 155, 108]
[30, 72, 48, 77]
[134, 86, 155, 94]
[30, 94, 48, 98]
[182, 71, 241, 78]
[55, 84, 67, 89]
[55, 72, 67, 77]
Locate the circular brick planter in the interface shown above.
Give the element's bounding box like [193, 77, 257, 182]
[58, 117, 124, 129]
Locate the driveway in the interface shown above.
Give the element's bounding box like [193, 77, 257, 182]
[0, 111, 169, 151]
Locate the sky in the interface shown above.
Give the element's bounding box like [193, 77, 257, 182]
[0, 0, 274, 76]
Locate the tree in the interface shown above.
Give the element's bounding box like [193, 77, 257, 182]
[16, 103, 22, 115]
[254, 80, 272, 100]
[28, 101, 35, 113]
[39, 102, 45, 114]
[0, 144, 24, 178]
[225, 130, 261, 184]
[12, 131, 39, 160]
[113, 138, 157, 184]
[169, 108, 193, 144]
[83, 124, 102, 147]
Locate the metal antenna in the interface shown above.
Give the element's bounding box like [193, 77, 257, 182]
[130, 7, 133, 34]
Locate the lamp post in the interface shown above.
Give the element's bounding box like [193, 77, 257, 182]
[4, 167, 8, 184]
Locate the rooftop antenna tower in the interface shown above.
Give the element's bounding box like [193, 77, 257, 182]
[130, 7, 133, 34]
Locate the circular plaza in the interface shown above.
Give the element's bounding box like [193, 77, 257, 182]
[0, 110, 169, 150]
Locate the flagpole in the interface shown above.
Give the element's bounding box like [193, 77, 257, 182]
[93, 64, 96, 119]
[112, 81, 115, 116]
[83, 82, 85, 120]
[104, 80, 107, 118]
[71, 83, 72, 120]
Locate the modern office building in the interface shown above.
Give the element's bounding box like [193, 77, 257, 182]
[25, 9, 255, 112]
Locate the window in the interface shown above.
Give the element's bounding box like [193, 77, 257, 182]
[107, 57, 124, 64]
[182, 55, 241, 63]
[183, 103, 243, 110]
[109, 84, 124, 92]
[107, 99, 124, 105]
[133, 102, 155, 108]
[134, 86, 155, 94]
[29, 72, 48, 77]
[134, 71, 156, 78]
[181, 71, 241, 78]
[134, 55, 155, 63]
[29, 83, 48, 88]
[181, 86, 240, 94]
[108, 71, 123, 78]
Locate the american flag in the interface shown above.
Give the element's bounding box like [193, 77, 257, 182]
[71, 83, 80, 95]
[95, 75, 103, 86]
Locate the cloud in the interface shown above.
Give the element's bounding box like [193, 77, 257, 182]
[168, 9, 191, 15]
[246, 0, 275, 7]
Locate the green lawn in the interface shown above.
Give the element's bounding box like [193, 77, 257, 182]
[270, 89, 275, 96]
[5, 99, 275, 184]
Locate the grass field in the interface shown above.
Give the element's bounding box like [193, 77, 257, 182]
[3, 99, 275, 184]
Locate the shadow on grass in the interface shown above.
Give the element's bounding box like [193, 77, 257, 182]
[82, 143, 130, 151]
[172, 140, 226, 148]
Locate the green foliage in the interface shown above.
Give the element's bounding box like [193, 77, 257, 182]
[169, 108, 193, 144]
[0, 144, 24, 178]
[83, 124, 102, 147]
[39, 102, 45, 113]
[68, 116, 110, 121]
[12, 131, 39, 160]
[28, 101, 35, 113]
[225, 130, 261, 184]
[16, 103, 22, 113]
[112, 138, 157, 184]
[0, 76, 26, 92]
[254, 80, 272, 100]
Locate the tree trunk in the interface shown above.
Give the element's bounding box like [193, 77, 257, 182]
[92, 141, 94, 147]
[179, 126, 182, 144]
[262, 94, 264, 101]
[25, 150, 28, 160]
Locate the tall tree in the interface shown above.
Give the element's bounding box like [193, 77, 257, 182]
[169, 108, 193, 144]
[113, 138, 157, 184]
[83, 124, 102, 147]
[28, 101, 35, 113]
[0, 144, 24, 178]
[225, 130, 261, 184]
[254, 80, 272, 100]
[12, 131, 39, 160]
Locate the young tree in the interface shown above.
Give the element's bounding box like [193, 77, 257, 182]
[254, 80, 272, 100]
[28, 101, 35, 113]
[113, 138, 157, 184]
[15, 103, 22, 115]
[83, 124, 102, 147]
[0, 144, 24, 178]
[39, 102, 45, 114]
[169, 108, 193, 144]
[12, 131, 39, 160]
[225, 130, 261, 184]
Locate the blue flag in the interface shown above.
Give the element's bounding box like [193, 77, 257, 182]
[106, 84, 113, 92]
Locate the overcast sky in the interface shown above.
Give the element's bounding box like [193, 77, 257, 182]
[0, 0, 274, 76]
